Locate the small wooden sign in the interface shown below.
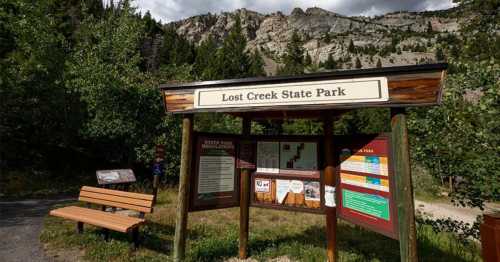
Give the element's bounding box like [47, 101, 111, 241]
[96, 169, 136, 185]
[335, 134, 398, 239]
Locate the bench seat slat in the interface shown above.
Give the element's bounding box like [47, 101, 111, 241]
[79, 191, 152, 208]
[58, 206, 144, 226]
[82, 186, 154, 201]
[49, 206, 144, 233]
[79, 196, 152, 213]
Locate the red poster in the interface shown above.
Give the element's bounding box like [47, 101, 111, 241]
[335, 134, 398, 239]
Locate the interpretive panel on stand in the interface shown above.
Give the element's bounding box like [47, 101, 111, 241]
[190, 134, 239, 211]
[335, 134, 398, 239]
[251, 136, 323, 213]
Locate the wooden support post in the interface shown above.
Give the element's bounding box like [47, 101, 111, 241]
[391, 108, 418, 262]
[174, 114, 194, 262]
[323, 113, 337, 262]
[152, 174, 160, 205]
[239, 116, 252, 259]
[77, 222, 83, 234]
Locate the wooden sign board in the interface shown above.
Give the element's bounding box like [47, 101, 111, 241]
[250, 136, 323, 213]
[161, 64, 447, 114]
[335, 134, 398, 239]
[189, 134, 240, 211]
[193, 77, 388, 109]
[96, 169, 136, 185]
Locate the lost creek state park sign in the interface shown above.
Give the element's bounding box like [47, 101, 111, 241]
[194, 77, 389, 109]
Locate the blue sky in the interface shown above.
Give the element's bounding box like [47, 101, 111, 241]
[129, 0, 457, 23]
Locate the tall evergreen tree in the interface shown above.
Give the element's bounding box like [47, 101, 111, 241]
[355, 57, 362, 69]
[376, 58, 382, 68]
[214, 16, 251, 79]
[248, 49, 266, 77]
[324, 53, 337, 70]
[348, 39, 356, 53]
[279, 30, 305, 75]
[194, 35, 218, 79]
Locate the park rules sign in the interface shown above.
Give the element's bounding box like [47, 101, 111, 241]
[194, 77, 388, 109]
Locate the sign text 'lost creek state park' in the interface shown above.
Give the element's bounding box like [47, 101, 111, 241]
[194, 77, 389, 109]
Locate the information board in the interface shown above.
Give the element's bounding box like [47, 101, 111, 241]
[190, 134, 239, 211]
[335, 135, 398, 239]
[251, 137, 322, 213]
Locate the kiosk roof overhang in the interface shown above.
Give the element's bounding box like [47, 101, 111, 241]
[160, 63, 447, 115]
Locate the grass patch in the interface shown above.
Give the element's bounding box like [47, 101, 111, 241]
[41, 188, 481, 261]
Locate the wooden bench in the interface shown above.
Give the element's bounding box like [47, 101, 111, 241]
[49, 186, 154, 247]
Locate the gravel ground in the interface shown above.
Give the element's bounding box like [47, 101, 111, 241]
[415, 199, 500, 224]
[0, 198, 74, 262]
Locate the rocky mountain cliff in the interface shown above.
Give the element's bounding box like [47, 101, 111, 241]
[168, 7, 464, 74]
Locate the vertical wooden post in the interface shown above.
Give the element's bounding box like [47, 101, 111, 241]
[152, 174, 159, 205]
[323, 113, 337, 262]
[174, 114, 194, 262]
[239, 116, 251, 259]
[391, 108, 418, 262]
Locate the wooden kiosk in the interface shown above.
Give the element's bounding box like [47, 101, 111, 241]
[160, 63, 447, 262]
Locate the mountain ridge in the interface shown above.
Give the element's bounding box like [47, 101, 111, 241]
[167, 7, 465, 74]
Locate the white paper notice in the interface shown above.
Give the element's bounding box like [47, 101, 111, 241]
[256, 141, 279, 173]
[198, 156, 235, 194]
[289, 180, 304, 193]
[276, 180, 290, 203]
[324, 185, 336, 207]
[255, 179, 271, 193]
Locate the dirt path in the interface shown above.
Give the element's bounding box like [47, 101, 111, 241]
[0, 198, 74, 262]
[415, 199, 500, 224]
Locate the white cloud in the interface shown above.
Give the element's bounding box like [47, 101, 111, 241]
[131, 0, 457, 22]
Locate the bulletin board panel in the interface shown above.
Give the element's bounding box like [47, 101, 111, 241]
[335, 134, 399, 239]
[189, 133, 240, 212]
[250, 136, 324, 214]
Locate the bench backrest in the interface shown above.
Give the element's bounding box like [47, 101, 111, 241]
[79, 186, 154, 213]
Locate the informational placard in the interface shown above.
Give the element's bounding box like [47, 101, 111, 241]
[252, 176, 322, 211]
[96, 169, 136, 185]
[335, 134, 398, 239]
[256, 139, 320, 177]
[190, 134, 239, 211]
[252, 137, 322, 213]
[279, 142, 318, 175]
[256, 141, 280, 173]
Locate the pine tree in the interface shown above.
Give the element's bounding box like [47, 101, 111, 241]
[355, 57, 362, 69]
[215, 15, 251, 79]
[376, 58, 382, 68]
[323, 32, 331, 44]
[348, 39, 356, 53]
[426, 21, 433, 34]
[304, 52, 312, 66]
[435, 47, 446, 61]
[248, 49, 266, 77]
[279, 30, 305, 75]
[194, 35, 218, 79]
[324, 53, 337, 70]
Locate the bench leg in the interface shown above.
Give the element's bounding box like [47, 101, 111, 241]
[131, 228, 139, 249]
[103, 228, 110, 241]
[77, 222, 83, 234]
